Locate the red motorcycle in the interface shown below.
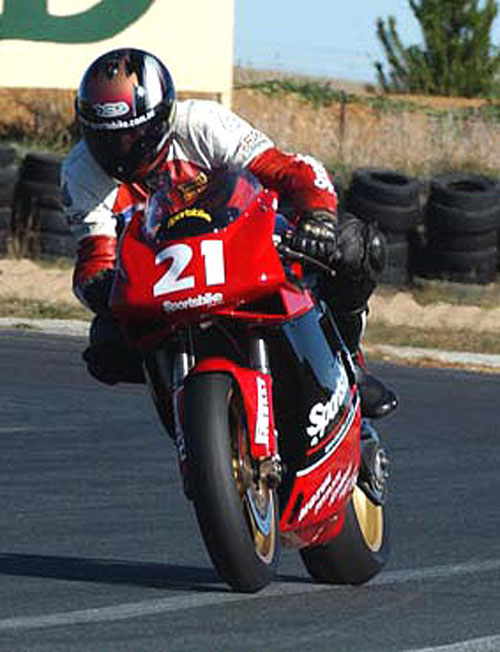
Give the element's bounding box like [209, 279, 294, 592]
[110, 168, 392, 592]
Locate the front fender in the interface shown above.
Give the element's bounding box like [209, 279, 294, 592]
[191, 358, 277, 459]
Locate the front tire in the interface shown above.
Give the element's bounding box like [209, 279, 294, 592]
[184, 372, 279, 592]
[300, 485, 390, 584]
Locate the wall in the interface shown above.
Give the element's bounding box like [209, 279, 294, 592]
[0, 0, 234, 106]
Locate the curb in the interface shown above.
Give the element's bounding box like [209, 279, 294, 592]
[0, 317, 90, 337]
[2, 317, 500, 374]
[365, 343, 500, 373]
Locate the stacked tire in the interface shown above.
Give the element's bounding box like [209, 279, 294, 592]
[12, 152, 75, 259]
[425, 173, 500, 285]
[344, 168, 422, 286]
[0, 145, 18, 256]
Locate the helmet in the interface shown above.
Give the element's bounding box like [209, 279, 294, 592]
[75, 48, 176, 182]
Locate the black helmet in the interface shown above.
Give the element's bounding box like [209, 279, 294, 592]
[75, 48, 176, 182]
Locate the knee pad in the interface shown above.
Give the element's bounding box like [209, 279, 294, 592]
[320, 272, 376, 315]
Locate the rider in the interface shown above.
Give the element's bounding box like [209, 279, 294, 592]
[61, 47, 396, 419]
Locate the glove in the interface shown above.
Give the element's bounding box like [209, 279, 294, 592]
[290, 210, 340, 267]
[80, 268, 116, 315]
[337, 215, 387, 281]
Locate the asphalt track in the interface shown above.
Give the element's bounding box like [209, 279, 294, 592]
[0, 329, 499, 652]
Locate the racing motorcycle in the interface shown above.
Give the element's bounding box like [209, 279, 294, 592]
[109, 167, 393, 592]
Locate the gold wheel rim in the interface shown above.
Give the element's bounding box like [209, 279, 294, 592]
[230, 392, 277, 564]
[352, 485, 384, 552]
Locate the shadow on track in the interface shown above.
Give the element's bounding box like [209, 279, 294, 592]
[0, 552, 227, 592]
[0, 552, 311, 592]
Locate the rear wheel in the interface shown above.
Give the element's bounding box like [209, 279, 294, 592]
[300, 485, 390, 584]
[184, 372, 279, 592]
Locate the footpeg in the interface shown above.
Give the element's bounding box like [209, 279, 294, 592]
[259, 455, 282, 489]
[359, 420, 390, 505]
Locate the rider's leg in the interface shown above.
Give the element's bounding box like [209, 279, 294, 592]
[83, 313, 145, 384]
[317, 241, 397, 419]
[334, 308, 398, 418]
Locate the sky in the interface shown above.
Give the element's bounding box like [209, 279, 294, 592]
[234, 0, 500, 83]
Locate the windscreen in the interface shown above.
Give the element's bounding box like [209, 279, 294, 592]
[143, 168, 263, 242]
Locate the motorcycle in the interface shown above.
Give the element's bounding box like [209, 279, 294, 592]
[109, 167, 393, 593]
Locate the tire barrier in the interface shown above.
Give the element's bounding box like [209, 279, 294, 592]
[0, 206, 11, 255]
[0, 146, 19, 256]
[11, 153, 75, 259]
[425, 173, 500, 285]
[4, 151, 500, 288]
[0, 145, 16, 169]
[344, 168, 422, 287]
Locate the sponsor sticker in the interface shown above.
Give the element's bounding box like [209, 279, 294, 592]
[238, 129, 268, 158]
[80, 108, 155, 130]
[167, 209, 212, 229]
[178, 172, 209, 203]
[298, 463, 357, 522]
[306, 367, 349, 447]
[162, 292, 223, 313]
[92, 101, 130, 118]
[255, 376, 270, 447]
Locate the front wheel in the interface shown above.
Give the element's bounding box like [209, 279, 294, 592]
[184, 372, 279, 592]
[299, 485, 390, 585]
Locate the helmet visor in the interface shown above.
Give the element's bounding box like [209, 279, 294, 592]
[83, 110, 172, 182]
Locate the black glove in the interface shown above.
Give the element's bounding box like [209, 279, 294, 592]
[290, 210, 340, 267]
[81, 268, 116, 315]
[337, 215, 387, 281]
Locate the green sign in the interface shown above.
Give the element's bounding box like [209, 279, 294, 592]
[0, 0, 155, 43]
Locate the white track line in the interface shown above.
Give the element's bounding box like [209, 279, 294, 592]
[403, 635, 500, 652]
[0, 557, 499, 633]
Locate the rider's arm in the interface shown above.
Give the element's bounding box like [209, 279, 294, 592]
[247, 147, 338, 221]
[183, 100, 338, 220]
[189, 101, 338, 219]
[61, 141, 119, 311]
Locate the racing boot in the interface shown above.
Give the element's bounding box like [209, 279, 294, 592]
[353, 349, 398, 419]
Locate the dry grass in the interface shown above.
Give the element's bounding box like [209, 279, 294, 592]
[232, 87, 500, 185]
[0, 87, 76, 153]
[0, 295, 89, 320]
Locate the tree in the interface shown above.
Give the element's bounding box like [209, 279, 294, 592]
[375, 0, 500, 97]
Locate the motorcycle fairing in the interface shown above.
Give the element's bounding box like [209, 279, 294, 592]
[111, 191, 314, 347]
[279, 405, 361, 547]
[191, 357, 278, 460]
[267, 307, 362, 543]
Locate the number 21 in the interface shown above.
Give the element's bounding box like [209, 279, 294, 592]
[153, 240, 225, 296]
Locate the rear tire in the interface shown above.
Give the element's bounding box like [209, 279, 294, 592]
[184, 372, 279, 592]
[300, 485, 390, 584]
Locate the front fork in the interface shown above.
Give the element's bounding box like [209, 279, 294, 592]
[146, 332, 282, 495]
[249, 336, 282, 489]
[143, 336, 194, 496]
[170, 342, 195, 493]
